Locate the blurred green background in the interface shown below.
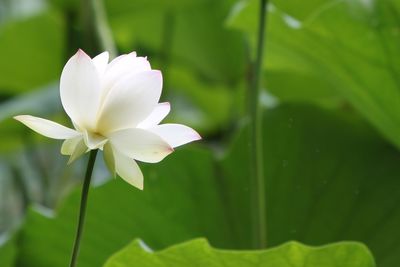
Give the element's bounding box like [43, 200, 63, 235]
[0, 0, 400, 266]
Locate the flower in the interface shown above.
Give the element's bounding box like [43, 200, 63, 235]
[14, 49, 201, 190]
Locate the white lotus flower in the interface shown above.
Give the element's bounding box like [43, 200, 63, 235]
[14, 49, 201, 190]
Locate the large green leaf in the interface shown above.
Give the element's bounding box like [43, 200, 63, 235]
[15, 104, 400, 266]
[229, 0, 400, 148]
[221, 104, 400, 267]
[0, 236, 17, 267]
[107, 0, 245, 84]
[16, 147, 232, 267]
[165, 66, 233, 133]
[0, 11, 64, 93]
[227, 0, 340, 107]
[105, 238, 375, 267]
[271, 0, 330, 20]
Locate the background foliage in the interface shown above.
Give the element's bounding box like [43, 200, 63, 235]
[0, 0, 399, 266]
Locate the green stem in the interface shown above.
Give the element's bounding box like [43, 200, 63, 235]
[64, 8, 80, 62]
[69, 150, 98, 267]
[159, 11, 175, 93]
[90, 0, 117, 57]
[82, 0, 117, 58]
[249, 0, 269, 249]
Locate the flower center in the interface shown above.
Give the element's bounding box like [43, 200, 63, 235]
[84, 130, 108, 150]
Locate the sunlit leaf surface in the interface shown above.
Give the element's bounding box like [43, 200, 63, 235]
[0, 236, 17, 267]
[105, 238, 375, 267]
[229, 0, 400, 148]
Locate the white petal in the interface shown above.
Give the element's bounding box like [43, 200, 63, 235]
[97, 70, 163, 133]
[107, 52, 136, 69]
[103, 142, 115, 177]
[92, 51, 109, 75]
[61, 136, 87, 164]
[61, 136, 83, 155]
[103, 52, 150, 91]
[137, 102, 170, 129]
[60, 49, 101, 130]
[108, 128, 173, 163]
[113, 148, 144, 190]
[14, 115, 79, 139]
[149, 124, 201, 148]
[67, 139, 87, 164]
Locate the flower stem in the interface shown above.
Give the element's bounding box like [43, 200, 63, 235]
[82, 0, 117, 58]
[69, 149, 98, 267]
[249, 0, 269, 249]
[90, 0, 117, 57]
